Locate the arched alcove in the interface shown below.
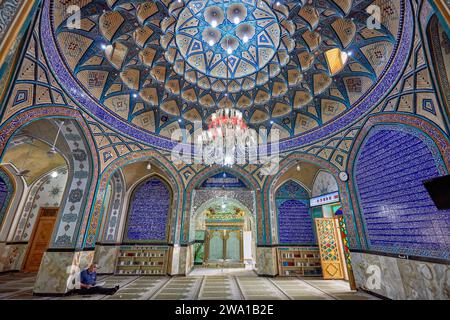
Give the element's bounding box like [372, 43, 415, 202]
[124, 175, 173, 243]
[275, 180, 315, 245]
[0, 167, 16, 232]
[354, 125, 450, 260]
[427, 14, 450, 121]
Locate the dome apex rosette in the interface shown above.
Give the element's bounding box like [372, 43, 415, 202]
[161, 0, 294, 102]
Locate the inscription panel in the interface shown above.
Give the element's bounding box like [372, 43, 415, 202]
[355, 129, 450, 259]
[126, 178, 170, 242]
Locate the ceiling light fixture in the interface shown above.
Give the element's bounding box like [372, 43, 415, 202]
[51, 171, 59, 178]
[146, 162, 152, 170]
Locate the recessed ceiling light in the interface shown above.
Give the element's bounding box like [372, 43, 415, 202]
[208, 40, 214, 46]
[51, 171, 58, 178]
[234, 17, 240, 24]
[211, 20, 218, 28]
[227, 48, 233, 54]
[243, 35, 249, 43]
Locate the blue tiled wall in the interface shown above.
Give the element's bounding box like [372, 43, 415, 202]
[126, 177, 170, 242]
[0, 174, 11, 226]
[276, 181, 315, 245]
[355, 129, 450, 259]
[200, 172, 247, 189]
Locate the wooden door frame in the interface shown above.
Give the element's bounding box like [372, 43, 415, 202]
[21, 207, 58, 272]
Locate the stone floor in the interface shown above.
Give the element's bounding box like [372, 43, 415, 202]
[0, 271, 378, 300]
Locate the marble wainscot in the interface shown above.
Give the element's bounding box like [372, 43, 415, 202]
[256, 247, 278, 276]
[351, 252, 450, 300]
[93, 245, 120, 274]
[33, 250, 95, 295]
[0, 243, 28, 272]
[170, 245, 187, 276]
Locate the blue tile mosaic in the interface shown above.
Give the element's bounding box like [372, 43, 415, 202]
[355, 129, 450, 259]
[276, 181, 315, 245]
[126, 177, 170, 242]
[0, 176, 9, 224]
[200, 172, 247, 189]
[0, 169, 13, 226]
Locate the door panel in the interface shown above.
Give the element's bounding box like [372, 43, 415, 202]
[315, 218, 345, 280]
[23, 208, 58, 272]
[208, 230, 224, 261]
[225, 230, 241, 261]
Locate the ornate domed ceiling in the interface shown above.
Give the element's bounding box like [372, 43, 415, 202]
[49, 0, 406, 147]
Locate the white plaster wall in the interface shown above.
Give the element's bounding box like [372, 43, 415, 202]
[13, 169, 68, 242]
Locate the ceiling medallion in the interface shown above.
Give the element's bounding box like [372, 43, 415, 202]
[162, 0, 295, 99]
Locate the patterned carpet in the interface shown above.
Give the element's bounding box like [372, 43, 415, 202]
[0, 272, 378, 300]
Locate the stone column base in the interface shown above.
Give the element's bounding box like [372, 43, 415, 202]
[169, 245, 187, 276]
[0, 242, 28, 272]
[33, 250, 94, 295]
[93, 245, 120, 274]
[256, 247, 278, 276]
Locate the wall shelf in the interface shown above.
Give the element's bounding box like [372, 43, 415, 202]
[277, 247, 322, 277]
[115, 245, 169, 275]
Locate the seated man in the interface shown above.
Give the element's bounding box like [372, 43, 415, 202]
[79, 263, 119, 295]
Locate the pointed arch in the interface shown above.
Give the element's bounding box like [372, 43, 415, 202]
[123, 174, 173, 243]
[183, 165, 260, 244]
[87, 150, 183, 247]
[275, 179, 315, 246]
[348, 116, 450, 260]
[0, 106, 100, 249]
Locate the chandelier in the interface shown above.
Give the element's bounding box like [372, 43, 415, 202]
[201, 108, 247, 143]
[200, 108, 254, 166]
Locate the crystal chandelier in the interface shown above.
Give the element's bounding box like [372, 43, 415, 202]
[196, 0, 258, 166]
[200, 108, 253, 166]
[201, 108, 247, 143]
